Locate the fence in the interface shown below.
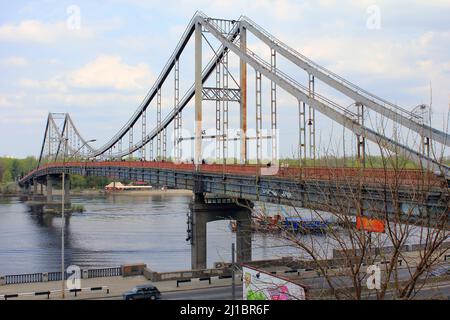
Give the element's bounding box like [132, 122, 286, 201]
[88, 267, 122, 278]
[2, 267, 122, 285]
[4, 273, 43, 285]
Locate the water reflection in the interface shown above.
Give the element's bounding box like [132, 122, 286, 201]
[0, 194, 303, 275]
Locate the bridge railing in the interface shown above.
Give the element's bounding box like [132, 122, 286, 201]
[20, 161, 446, 188]
[3, 273, 43, 285]
[1, 267, 123, 286]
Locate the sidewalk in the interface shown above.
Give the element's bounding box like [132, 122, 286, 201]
[0, 275, 242, 300]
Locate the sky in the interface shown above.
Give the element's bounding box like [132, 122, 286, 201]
[0, 0, 449, 159]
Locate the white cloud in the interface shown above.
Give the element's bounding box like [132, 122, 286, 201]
[0, 95, 11, 108]
[0, 20, 94, 44]
[35, 92, 143, 109]
[0, 109, 48, 125]
[68, 55, 154, 91]
[17, 77, 68, 92]
[17, 55, 155, 93]
[1, 56, 28, 67]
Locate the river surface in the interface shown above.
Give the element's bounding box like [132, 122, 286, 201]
[0, 193, 302, 275]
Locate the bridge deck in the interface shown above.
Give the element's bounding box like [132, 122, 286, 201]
[21, 161, 446, 188]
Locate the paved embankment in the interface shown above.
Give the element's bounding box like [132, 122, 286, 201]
[0, 275, 242, 300]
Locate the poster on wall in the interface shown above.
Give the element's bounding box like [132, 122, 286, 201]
[242, 265, 306, 300]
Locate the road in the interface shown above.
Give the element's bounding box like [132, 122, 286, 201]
[162, 285, 243, 300]
[97, 284, 243, 300]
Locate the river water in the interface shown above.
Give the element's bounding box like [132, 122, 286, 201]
[0, 193, 301, 275]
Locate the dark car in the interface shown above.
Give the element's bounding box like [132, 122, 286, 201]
[122, 284, 162, 300]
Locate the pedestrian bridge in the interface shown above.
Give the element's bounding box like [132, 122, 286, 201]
[17, 12, 450, 269]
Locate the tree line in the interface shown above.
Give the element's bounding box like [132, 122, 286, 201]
[0, 157, 111, 193]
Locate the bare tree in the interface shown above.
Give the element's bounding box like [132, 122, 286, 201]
[236, 127, 449, 300]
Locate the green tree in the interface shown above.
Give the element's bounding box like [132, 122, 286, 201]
[2, 170, 13, 183]
[11, 159, 20, 180]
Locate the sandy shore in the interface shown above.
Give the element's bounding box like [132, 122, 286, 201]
[71, 189, 193, 196]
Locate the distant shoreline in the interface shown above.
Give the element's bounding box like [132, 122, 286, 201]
[0, 189, 193, 197]
[100, 189, 193, 196]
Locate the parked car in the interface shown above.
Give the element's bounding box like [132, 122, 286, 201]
[122, 284, 162, 300]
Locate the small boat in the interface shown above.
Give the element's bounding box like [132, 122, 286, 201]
[283, 217, 330, 234]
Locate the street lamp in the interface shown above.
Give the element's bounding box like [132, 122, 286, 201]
[61, 138, 96, 299]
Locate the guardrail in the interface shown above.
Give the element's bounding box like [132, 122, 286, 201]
[175, 275, 239, 288]
[1, 267, 122, 286]
[0, 286, 109, 300]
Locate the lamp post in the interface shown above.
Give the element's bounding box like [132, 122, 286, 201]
[61, 138, 96, 299]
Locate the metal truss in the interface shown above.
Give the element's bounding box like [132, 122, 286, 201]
[38, 113, 95, 167]
[200, 15, 449, 176]
[202, 87, 240, 102]
[222, 52, 229, 164]
[270, 48, 277, 163]
[203, 18, 237, 36]
[308, 74, 316, 161]
[239, 16, 450, 148]
[35, 12, 449, 179]
[255, 70, 262, 164]
[299, 101, 307, 165]
[174, 59, 182, 162]
[215, 62, 221, 161]
[141, 110, 146, 160]
[128, 126, 133, 159]
[356, 103, 366, 167]
[157, 88, 162, 160]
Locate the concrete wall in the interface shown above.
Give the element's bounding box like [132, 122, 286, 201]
[143, 267, 231, 282]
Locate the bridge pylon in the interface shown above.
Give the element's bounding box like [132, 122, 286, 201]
[188, 195, 253, 270]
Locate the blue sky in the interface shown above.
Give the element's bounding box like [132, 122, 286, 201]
[1, 0, 449, 158]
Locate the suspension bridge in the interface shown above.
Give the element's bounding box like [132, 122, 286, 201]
[18, 13, 449, 269]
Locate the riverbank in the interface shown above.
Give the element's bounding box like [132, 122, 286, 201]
[0, 188, 193, 197]
[73, 188, 193, 196]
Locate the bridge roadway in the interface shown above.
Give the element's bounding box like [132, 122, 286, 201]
[20, 161, 448, 216]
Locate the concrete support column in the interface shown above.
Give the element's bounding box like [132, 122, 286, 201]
[191, 198, 208, 270]
[236, 217, 252, 264]
[189, 196, 253, 270]
[33, 179, 37, 194]
[46, 175, 53, 203]
[64, 174, 70, 204]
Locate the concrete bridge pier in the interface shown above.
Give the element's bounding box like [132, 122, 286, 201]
[23, 183, 31, 195]
[46, 174, 54, 203]
[29, 178, 46, 202]
[43, 174, 70, 204]
[63, 174, 70, 205]
[33, 178, 37, 195]
[189, 194, 253, 270]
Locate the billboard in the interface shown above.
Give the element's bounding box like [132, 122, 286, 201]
[242, 265, 306, 300]
[356, 216, 385, 233]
